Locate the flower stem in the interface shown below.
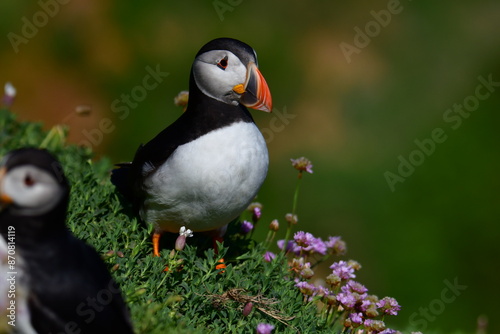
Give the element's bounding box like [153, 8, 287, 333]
[292, 174, 302, 214]
[282, 172, 303, 252]
[263, 230, 276, 249]
[154, 251, 178, 295]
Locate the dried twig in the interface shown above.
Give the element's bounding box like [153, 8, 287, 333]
[198, 288, 297, 331]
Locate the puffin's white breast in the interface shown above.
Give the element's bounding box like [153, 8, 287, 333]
[141, 121, 268, 232]
[0, 237, 36, 334]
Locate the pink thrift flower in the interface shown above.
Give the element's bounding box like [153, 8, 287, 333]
[330, 261, 356, 280]
[291, 157, 313, 174]
[349, 312, 363, 324]
[377, 297, 401, 316]
[256, 323, 275, 334]
[240, 220, 254, 234]
[263, 251, 276, 262]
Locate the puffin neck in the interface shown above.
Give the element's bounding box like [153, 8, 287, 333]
[0, 195, 69, 243]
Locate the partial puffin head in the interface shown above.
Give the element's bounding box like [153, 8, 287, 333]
[191, 37, 272, 112]
[0, 148, 68, 217]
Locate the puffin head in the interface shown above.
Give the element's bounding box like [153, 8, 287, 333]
[0, 148, 69, 217]
[191, 37, 272, 112]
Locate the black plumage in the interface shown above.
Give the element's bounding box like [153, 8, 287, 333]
[0, 148, 133, 334]
[111, 97, 256, 207]
[111, 38, 272, 256]
[111, 38, 258, 207]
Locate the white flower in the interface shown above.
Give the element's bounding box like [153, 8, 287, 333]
[179, 226, 193, 237]
[175, 226, 193, 251]
[4, 82, 16, 98]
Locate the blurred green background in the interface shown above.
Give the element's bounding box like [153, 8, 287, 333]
[1, 1, 499, 332]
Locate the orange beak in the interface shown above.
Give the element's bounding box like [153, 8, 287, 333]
[0, 167, 13, 207]
[234, 62, 272, 112]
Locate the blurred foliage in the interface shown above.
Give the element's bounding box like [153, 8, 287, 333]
[1, 0, 499, 332]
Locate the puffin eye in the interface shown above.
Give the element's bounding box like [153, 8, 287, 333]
[217, 56, 229, 70]
[24, 174, 35, 187]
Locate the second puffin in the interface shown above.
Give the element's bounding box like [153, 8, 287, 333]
[112, 38, 272, 256]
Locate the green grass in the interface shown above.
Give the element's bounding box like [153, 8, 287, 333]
[1, 107, 326, 333]
[1, 106, 422, 333]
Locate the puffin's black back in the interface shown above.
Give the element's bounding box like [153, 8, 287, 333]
[23, 231, 133, 334]
[111, 38, 258, 209]
[0, 148, 133, 333]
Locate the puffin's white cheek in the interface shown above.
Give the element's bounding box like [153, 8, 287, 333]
[193, 63, 229, 98]
[3, 170, 63, 216]
[193, 59, 247, 105]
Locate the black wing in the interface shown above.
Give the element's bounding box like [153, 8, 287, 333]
[110, 94, 255, 206]
[27, 233, 134, 334]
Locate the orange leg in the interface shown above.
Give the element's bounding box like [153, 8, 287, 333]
[152, 232, 162, 257]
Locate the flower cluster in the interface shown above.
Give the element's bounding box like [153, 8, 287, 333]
[278, 232, 346, 258]
[254, 157, 404, 332]
[283, 231, 401, 333]
[293, 231, 327, 255]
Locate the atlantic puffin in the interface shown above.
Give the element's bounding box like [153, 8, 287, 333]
[0, 148, 133, 333]
[111, 38, 272, 256]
